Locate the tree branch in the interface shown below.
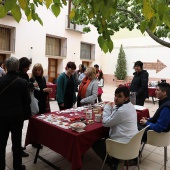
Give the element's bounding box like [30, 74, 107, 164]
[117, 8, 170, 48]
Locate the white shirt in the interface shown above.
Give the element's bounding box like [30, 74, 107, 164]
[102, 102, 138, 143]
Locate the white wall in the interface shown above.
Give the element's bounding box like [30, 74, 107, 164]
[0, 5, 102, 75]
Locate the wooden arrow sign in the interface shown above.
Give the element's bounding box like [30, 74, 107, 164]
[143, 59, 167, 73]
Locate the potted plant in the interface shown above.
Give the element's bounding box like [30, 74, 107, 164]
[114, 44, 127, 86]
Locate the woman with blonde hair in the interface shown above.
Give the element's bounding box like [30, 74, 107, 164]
[30, 63, 52, 114]
[77, 67, 98, 106]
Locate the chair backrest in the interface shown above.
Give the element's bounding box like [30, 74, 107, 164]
[147, 130, 170, 147]
[106, 126, 149, 160]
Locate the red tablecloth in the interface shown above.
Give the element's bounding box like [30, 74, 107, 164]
[25, 112, 109, 170]
[136, 109, 150, 122]
[148, 87, 156, 98]
[120, 84, 157, 98]
[25, 108, 149, 170]
[46, 82, 57, 99]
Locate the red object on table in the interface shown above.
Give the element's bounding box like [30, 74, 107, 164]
[136, 109, 150, 122]
[46, 82, 57, 99]
[25, 112, 109, 170]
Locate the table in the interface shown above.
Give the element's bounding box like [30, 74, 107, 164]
[46, 82, 57, 100]
[119, 84, 157, 104]
[148, 87, 157, 104]
[25, 107, 150, 170]
[136, 109, 150, 122]
[25, 112, 109, 170]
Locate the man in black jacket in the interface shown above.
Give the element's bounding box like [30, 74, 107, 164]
[0, 57, 31, 170]
[130, 61, 149, 106]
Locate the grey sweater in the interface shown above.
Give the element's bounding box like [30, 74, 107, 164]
[80, 79, 98, 105]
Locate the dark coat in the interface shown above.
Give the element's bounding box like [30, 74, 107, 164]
[130, 70, 149, 106]
[30, 76, 48, 114]
[0, 72, 31, 121]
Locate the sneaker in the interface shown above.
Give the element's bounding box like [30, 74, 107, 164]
[21, 151, 29, 157]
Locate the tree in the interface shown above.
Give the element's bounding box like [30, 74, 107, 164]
[114, 44, 127, 80]
[0, 0, 170, 53]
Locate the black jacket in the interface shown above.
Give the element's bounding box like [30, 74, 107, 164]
[130, 70, 149, 105]
[30, 76, 48, 114]
[0, 72, 31, 121]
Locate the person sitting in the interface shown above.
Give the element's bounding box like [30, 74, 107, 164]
[139, 82, 170, 142]
[92, 86, 138, 169]
[77, 67, 98, 106]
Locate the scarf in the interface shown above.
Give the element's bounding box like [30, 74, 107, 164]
[78, 77, 91, 99]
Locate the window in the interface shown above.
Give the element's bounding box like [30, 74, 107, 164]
[46, 36, 61, 56]
[80, 43, 95, 60]
[0, 25, 15, 52]
[46, 35, 67, 57]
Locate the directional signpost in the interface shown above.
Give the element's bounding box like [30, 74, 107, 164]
[143, 59, 167, 73]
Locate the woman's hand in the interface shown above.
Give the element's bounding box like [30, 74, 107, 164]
[43, 88, 53, 93]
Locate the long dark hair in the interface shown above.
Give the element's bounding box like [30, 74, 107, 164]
[98, 71, 104, 81]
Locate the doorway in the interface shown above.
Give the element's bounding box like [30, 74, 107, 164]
[82, 61, 89, 67]
[48, 58, 58, 83]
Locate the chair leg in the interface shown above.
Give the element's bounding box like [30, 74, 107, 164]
[101, 154, 108, 170]
[126, 160, 129, 170]
[164, 147, 167, 170]
[139, 142, 146, 163]
[137, 156, 140, 170]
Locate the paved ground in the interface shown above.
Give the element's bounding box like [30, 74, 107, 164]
[5, 83, 170, 170]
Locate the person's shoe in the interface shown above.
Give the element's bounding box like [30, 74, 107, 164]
[21, 151, 29, 157]
[21, 165, 26, 170]
[21, 146, 26, 150]
[14, 165, 26, 170]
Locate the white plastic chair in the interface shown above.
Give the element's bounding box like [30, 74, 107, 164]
[101, 126, 149, 170]
[147, 130, 170, 170]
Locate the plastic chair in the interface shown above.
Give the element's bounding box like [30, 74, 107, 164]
[147, 130, 170, 170]
[101, 126, 149, 170]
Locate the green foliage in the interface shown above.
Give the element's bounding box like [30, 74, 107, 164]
[0, 0, 170, 50]
[114, 45, 127, 80]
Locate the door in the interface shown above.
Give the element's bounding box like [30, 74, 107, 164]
[82, 61, 89, 67]
[48, 58, 58, 83]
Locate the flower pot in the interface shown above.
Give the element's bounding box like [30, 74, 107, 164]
[116, 80, 125, 87]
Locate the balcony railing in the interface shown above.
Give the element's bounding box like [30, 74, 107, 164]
[65, 15, 85, 33]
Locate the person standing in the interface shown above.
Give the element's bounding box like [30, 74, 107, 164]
[130, 61, 149, 106]
[0, 57, 31, 170]
[92, 86, 138, 169]
[56, 62, 77, 110]
[18, 57, 37, 157]
[77, 67, 98, 106]
[30, 63, 52, 114]
[0, 61, 5, 77]
[97, 70, 104, 102]
[94, 64, 100, 78]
